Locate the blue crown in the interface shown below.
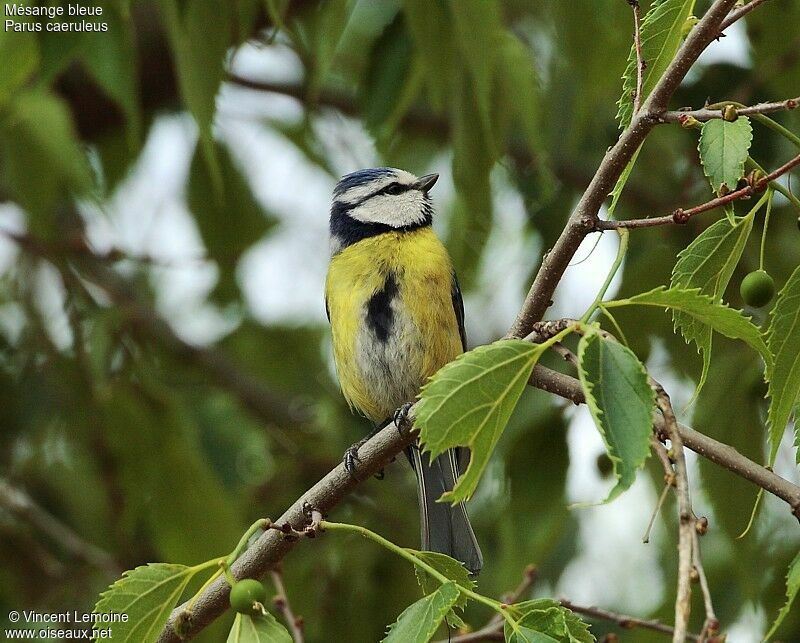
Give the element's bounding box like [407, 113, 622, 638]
[333, 168, 396, 197]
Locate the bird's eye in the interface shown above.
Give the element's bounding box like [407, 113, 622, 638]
[383, 183, 406, 196]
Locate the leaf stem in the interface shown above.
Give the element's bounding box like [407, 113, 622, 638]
[759, 189, 773, 271]
[319, 521, 516, 627]
[581, 229, 629, 323]
[226, 518, 271, 568]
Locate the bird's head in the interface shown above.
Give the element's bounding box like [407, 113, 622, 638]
[329, 168, 438, 252]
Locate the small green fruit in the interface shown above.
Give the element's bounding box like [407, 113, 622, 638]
[740, 270, 775, 308]
[230, 579, 267, 615]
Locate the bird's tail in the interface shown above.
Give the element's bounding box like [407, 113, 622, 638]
[410, 446, 483, 575]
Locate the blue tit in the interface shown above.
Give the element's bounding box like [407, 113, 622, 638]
[325, 167, 483, 574]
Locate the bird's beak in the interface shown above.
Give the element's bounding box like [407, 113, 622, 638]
[415, 173, 439, 192]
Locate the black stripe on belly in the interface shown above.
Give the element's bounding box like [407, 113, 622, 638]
[366, 272, 398, 343]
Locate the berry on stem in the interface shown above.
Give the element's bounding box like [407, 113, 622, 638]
[230, 579, 267, 616]
[740, 270, 775, 308]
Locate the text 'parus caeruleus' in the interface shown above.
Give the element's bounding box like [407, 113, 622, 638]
[325, 167, 483, 574]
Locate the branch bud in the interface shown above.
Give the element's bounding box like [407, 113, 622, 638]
[678, 114, 700, 129]
[722, 104, 738, 122]
[695, 516, 709, 535]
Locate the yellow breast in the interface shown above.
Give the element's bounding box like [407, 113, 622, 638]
[325, 227, 463, 421]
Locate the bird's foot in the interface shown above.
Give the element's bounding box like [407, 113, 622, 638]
[342, 426, 381, 478]
[393, 402, 414, 435]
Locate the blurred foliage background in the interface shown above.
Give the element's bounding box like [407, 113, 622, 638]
[0, 0, 799, 641]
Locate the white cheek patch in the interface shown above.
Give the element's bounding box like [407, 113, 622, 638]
[348, 191, 428, 227]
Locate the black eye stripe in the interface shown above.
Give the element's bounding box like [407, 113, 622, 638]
[342, 181, 414, 208]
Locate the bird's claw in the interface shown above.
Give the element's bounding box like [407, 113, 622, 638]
[393, 402, 413, 435]
[343, 442, 363, 478]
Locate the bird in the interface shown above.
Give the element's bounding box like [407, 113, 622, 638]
[324, 167, 483, 575]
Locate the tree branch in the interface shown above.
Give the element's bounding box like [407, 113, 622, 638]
[507, 0, 740, 338]
[560, 600, 702, 642]
[270, 565, 304, 643]
[599, 151, 800, 230]
[660, 96, 799, 123]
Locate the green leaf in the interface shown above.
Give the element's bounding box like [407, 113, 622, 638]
[506, 627, 560, 643]
[505, 599, 594, 643]
[160, 0, 232, 186]
[382, 581, 460, 643]
[0, 90, 92, 230]
[607, 147, 641, 217]
[766, 264, 800, 464]
[671, 213, 755, 396]
[416, 340, 548, 503]
[698, 117, 753, 196]
[410, 550, 475, 626]
[617, 0, 696, 126]
[765, 550, 800, 640]
[449, 0, 502, 133]
[577, 333, 655, 503]
[93, 563, 208, 643]
[448, 76, 496, 287]
[0, 17, 39, 108]
[226, 612, 293, 643]
[401, 0, 456, 111]
[187, 142, 275, 301]
[605, 286, 772, 372]
[361, 13, 422, 136]
[81, 5, 141, 145]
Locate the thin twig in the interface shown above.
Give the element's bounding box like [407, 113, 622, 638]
[0, 478, 120, 578]
[691, 524, 719, 642]
[718, 0, 773, 32]
[654, 386, 694, 643]
[270, 565, 304, 643]
[599, 152, 800, 229]
[629, 0, 646, 114]
[560, 600, 701, 642]
[660, 95, 799, 123]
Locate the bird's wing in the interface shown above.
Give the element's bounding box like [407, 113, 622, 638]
[325, 295, 330, 323]
[451, 272, 467, 352]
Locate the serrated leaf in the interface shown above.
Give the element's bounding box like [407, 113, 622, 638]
[766, 264, 800, 464]
[382, 581, 460, 643]
[410, 550, 475, 626]
[577, 333, 655, 503]
[671, 213, 755, 396]
[226, 612, 293, 643]
[698, 117, 753, 195]
[765, 550, 800, 640]
[93, 563, 207, 643]
[505, 599, 594, 643]
[416, 340, 548, 503]
[617, 0, 696, 126]
[605, 286, 772, 372]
